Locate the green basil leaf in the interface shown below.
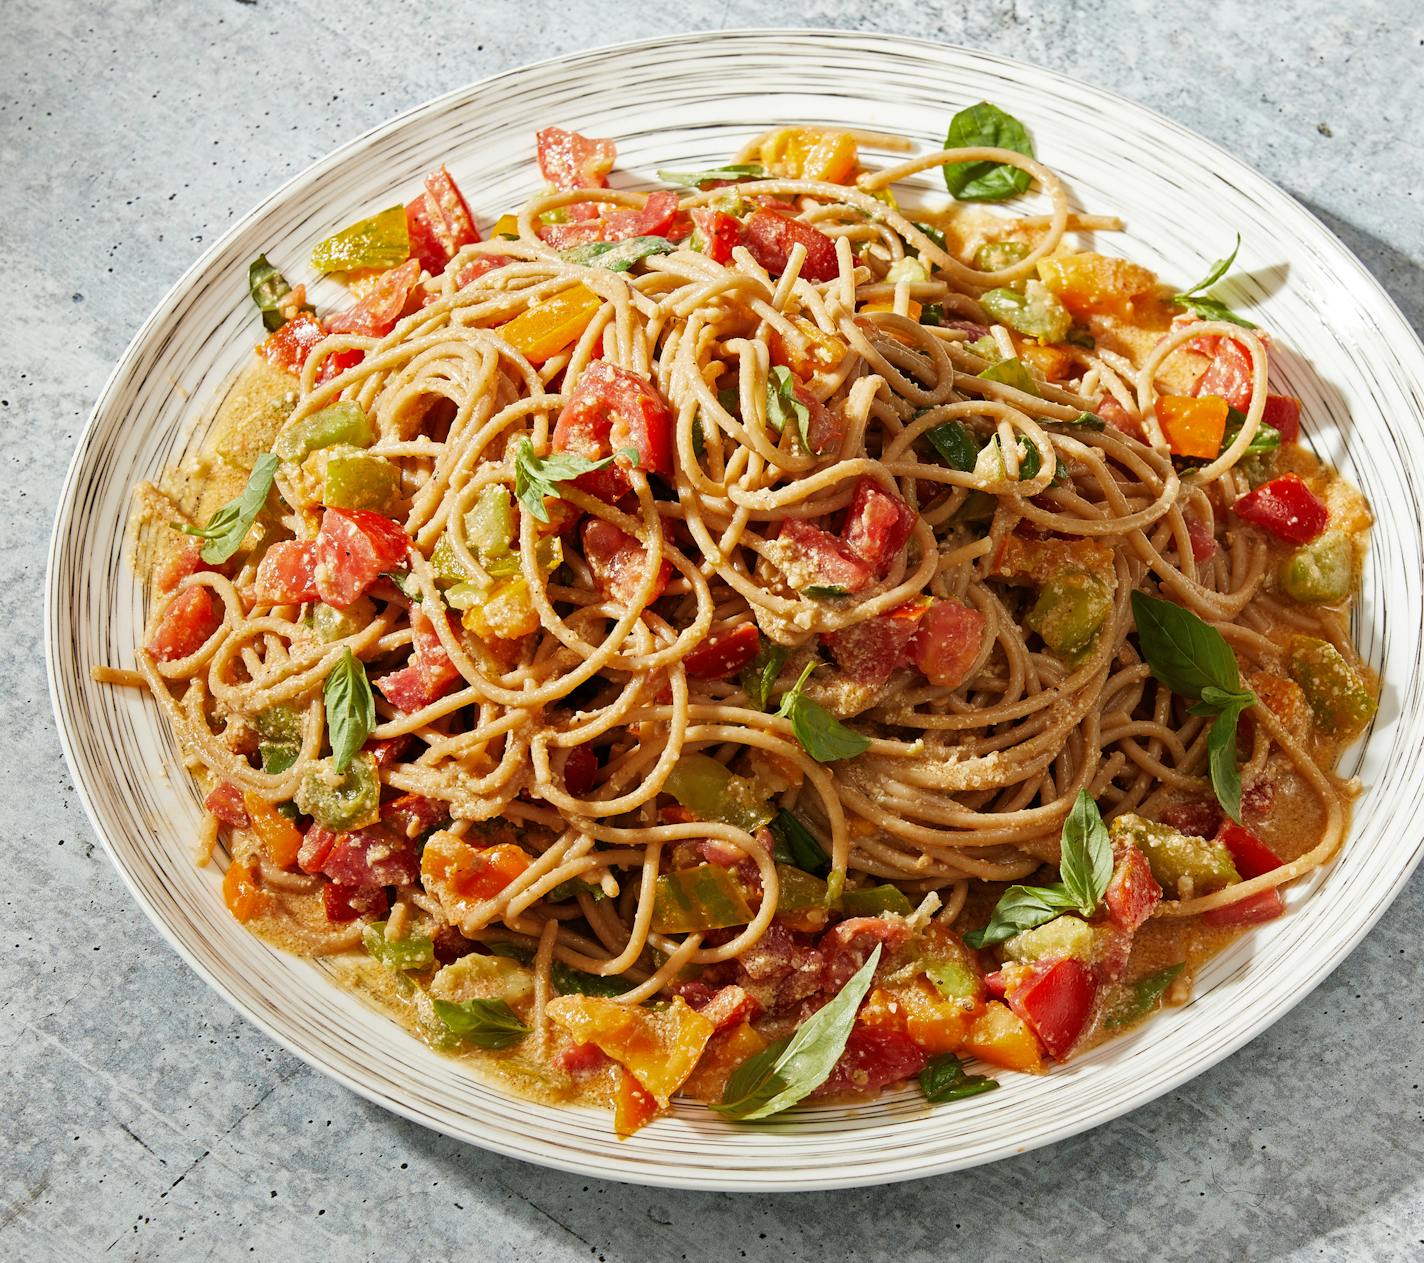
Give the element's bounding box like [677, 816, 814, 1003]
[769, 809, 830, 875]
[1222, 408, 1280, 455]
[180, 453, 280, 564]
[544, 878, 606, 904]
[1178, 234, 1242, 297]
[487, 941, 536, 964]
[511, 437, 616, 523]
[912, 221, 947, 252]
[1058, 790, 1113, 914]
[925, 419, 980, 472]
[741, 641, 790, 710]
[1063, 411, 1107, 431]
[1206, 700, 1249, 823]
[765, 365, 811, 450]
[963, 882, 1079, 949]
[1105, 962, 1185, 1029]
[323, 647, 375, 774]
[1130, 590, 1243, 699]
[430, 997, 531, 1049]
[559, 235, 674, 273]
[775, 662, 870, 763]
[1016, 437, 1041, 482]
[1174, 295, 1258, 329]
[248, 254, 311, 332]
[919, 1053, 999, 1104]
[715, 945, 882, 1119]
[657, 163, 767, 188]
[942, 102, 1034, 202]
[803, 584, 849, 599]
[551, 961, 634, 998]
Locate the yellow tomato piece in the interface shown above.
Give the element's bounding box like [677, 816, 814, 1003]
[1036, 251, 1157, 319]
[760, 128, 859, 184]
[420, 830, 531, 923]
[497, 284, 602, 364]
[1154, 393, 1229, 459]
[243, 792, 303, 869]
[680, 1020, 771, 1103]
[490, 213, 520, 240]
[461, 577, 540, 640]
[1019, 341, 1075, 382]
[612, 1065, 660, 1137]
[897, 975, 975, 1055]
[962, 1000, 1044, 1072]
[768, 314, 846, 378]
[222, 859, 270, 924]
[547, 994, 714, 1104]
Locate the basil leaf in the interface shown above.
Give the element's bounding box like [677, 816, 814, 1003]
[1016, 437, 1041, 482]
[1105, 962, 1184, 1029]
[769, 809, 829, 876]
[511, 437, 616, 523]
[1222, 409, 1280, 455]
[430, 997, 530, 1049]
[962, 882, 1079, 948]
[559, 235, 673, 273]
[1205, 699, 1250, 823]
[1058, 790, 1113, 914]
[1130, 591, 1242, 698]
[942, 102, 1034, 202]
[487, 941, 536, 964]
[803, 584, 849, 599]
[1063, 411, 1107, 431]
[775, 663, 871, 763]
[920, 302, 945, 327]
[741, 641, 789, 710]
[925, 419, 980, 472]
[919, 1053, 999, 1104]
[978, 356, 1040, 397]
[544, 878, 606, 904]
[1178, 234, 1242, 297]
[248, 254, 311, 332]
[323, 647, 375, 774]
[180, 453, 280, 564]
[765, 365, 811, 450]
[715, 944, 882, 1119]
[657, 163, 767, 188]
[912, 221, 947, 253]
[1171, 235, 1257, 329]
[551, 961, 633, 998]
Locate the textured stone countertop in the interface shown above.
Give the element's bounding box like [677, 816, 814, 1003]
[6, 2, 1422, 1259]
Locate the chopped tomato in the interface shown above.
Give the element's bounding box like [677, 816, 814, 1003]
[812, 1024, 927, 1098]
[452, 255, 511, 289]
[1192, 337, 1256, 412]
[612, 1065, 660, 1137]
[536, 127, 617, 219]
[552, 361, 674, 499]
[243, 793, 303, 869]
[769, 315, 846, 379]
[204, 781, 249, 829]
[582, 518, 671, 606]
[1203, 888, 1285, 927]
[415, 165, 480, 272]
[688, 208, 743, 263]
[313, 507, 409, 607]
[375, 607, 461, 713]
[843, 477, 916, 576]
[823, 602, 927, 689]
[1215, 820, 1283, 879]
[382, 792, 448, 840]
[962, 1000, 1044, 1072]
[320, 823, 421, 888]
[778, 518, 874, 593]
[421, 835, 532, 903]
[324, 259, 422, 337]
[315, 347, 365, 383]
[743, 210, 839, 283]
[297, 823, 338, 875]
[553, 1041, 612, 1077]
[1096, 393, 1144, 441]
[258, 311, 327, 376]
[1263, 394, 1301, 444]
[1232, 473, 1328, 543]
[1155, 394, 1229, 459]
[683, 623, 761, 679]
[581, 190, 681, 245]
[909, 599, 987, 688]
[146, 585, 222, 662]
[1001, 957, 1097, 1061]
[1186, 515, 1218, 563]
[793, 385, 845, 455]
[819, 916, 910, 990]
[155, 543, 218, 594]
[365, 734, 413, 771]
[254, 539, 319, 605]
[222, 860, 269, 923]
[1158, 799, 1223, 839]
[322, 882, 388, 923]
[1104, 846, 1162, 933]
[563, 743, 600, 796]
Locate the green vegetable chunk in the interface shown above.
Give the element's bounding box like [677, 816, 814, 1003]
[1108, 814, 1238, 896]
[248, 254, 311, 332]
[1287, 635, 1377, 737]
[977, 356, 1041, 397]
[559, 235, 674, 272]
[322, 451, 401, 512]
[651, 864, 755, 934]
[973, 240, 1030, 271]
[838, 884, 914, 917]
[1002, 915, 1096, 964]
[310, 205, 410, 274]
[306, 596, 375, 643]
[979, 282, 1071, 343]
[295, 751, 381, 831]
[254, 704, 302, 774]
[1027, 570, 1112, 658]
[773, 864, 830, 913]
[273, 401, 373, 462]
[363, 921, 434, 972]
[1105, 962, 1185, 1029]
[1281, 532, 1353, 604]
[662, 753, 774, 833]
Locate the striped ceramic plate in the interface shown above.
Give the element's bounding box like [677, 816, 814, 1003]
[45, 30, 1424, 1190]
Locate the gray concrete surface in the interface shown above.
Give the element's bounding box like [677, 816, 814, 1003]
[5, 1, 1423, 1258]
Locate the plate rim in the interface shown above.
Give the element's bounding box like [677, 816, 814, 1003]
[44, 26, 1424, 1190]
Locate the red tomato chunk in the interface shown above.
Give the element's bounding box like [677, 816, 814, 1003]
[683, 623, 762, 679]
[1003, 957, 1098, 1061]
[1232, 474, 1328, 543]
[582, 518, 671, 606]
[314, 507, 409, 607]
[1192, 337, 1255, 412]
[909, 599, 986, 688]
[146, 585, 222, 662]
[254, 540, 319, 605]
[778, 519, 874, 593]
[325, 259, 422, 338]
[843, 477, 916, 576]
[552, 361, 674, 500]
[1104, 846, 1162, 933]
[204, 781, 250, 829]
[743, 210, 840, 283]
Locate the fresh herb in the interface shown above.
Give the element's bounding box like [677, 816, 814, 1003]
[430, 997, 531, 1049]
[978, 357, 1040, 398]
[740, 641, 790, 710]
[764, 365, 811, 450]
[323, 648, 375, 775]
[1221, 408, 1281, 455]
[715, 945, 881, 1120]
[362, 921, 434, 972]
[911, 221, 947, 253]
[551, 961, 634, 998]
[180, 453, 279, 564]
[1130, 591, 1257, 821]
[487, 941, 536, 964]
[511, 437, 617, 523]
[657, 163, 767, 188]
[544, 878, 606, 904]
[248, 254, 310, 332]
[919, 1053, 999, 1104]
[803, 584, 849, 599]
[925, 419, 980, 471]
[942, 102, 1034, 202]
[774, 662, 871, 763]
[1016, 438, 1042, 482]
[559, 235, 674, 273]
[965, 790, 1112, 948]
[1065, 326, 1096, 349]
[1063, 411, 1107, 431]
[920, 302, 945, 327]
[769, 809, 829, 875]
[1171, 234, 1257, 329]
[1104, 962, 1185, 1029]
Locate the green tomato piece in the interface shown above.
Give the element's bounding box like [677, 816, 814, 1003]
[662, 753, 773, 833]
[1281, 532, 1353, 604]
[306, 596, 375, 643]
[973, 240, 1030, 271]
[1288, 635, 1377, 737]
[322, 451, 402, 512]
[467, 485, 515, 561]
[430, 952, 535, 1007]
[651, 864, 755, 934]
[1002, 915, 1096, 963]
[978, 356, 1041, 397]
[1109, 814, 1239, 896]
[1026, 569, 1112, 658]
[979, 282, 1071, 343]
[886, 256, 929, 285]
[837, 884, 914, 917]
[363, 921, 434, 972]
[773, 864, 829, 913]
[273, 401, 373, 462]
[296, 752, 381, 831]
[254, 705, 302, 774]
[310, 205, 410, 274]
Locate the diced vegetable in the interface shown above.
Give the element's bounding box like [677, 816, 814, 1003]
[498, 284, 602, 364]
[977, 356, 1040, 397]
[1027, 569, 1112, 658]
[1036, 251, 1156, 318]
[842, 477, 917, 577]
[254, 540, 319, 605]
[274, 401, 373, 463]
[1154, 394, 1228, 460]
[204, 781, 249, 828]
[560, 235, 674, 272]
[760, 128, 859, 183]
[1280, 531, 1353, 603]
[838, 885, 914, 917]
[973, 240, 1029, 271]
[979, 281, 1071, 343]
[1103, 845, 1162, 933]
[1233, 473, 1329, 543]
[1104, 962, 1184, 1029]
[460, 576, 540, 640]
[363, 920, 434, 971]
[1202, 888, 1285, 927]
[773, 864, 830, 913]
[295, 752, 381, 832]
[420, 832, 532, 906]
[778, 518, 875, 594]
[961, 1000, 1043, 1072]
[1109, 814, 1239, 896]
[742, 210, 839, 283]
[325, 259, 422, 338]
[547, 994, 714, 1105]
[1287, 635, 1377, 736]
[612, 1066, 660, 1136]
[1263, 394, 1301, 444]
[313, 507, 408, 608]
[258, 311, 328, 376]
[311, 205, 410, 274]
[1191, 337, 1254, 411]
[536, 127, 617, 198]
[652, 863, 756, 934]
[683, 623, 762, 680]
[321, 451, 401, 513]
[306, 596, 375, 643]
[999, 956, 1097, 1060]
[909, 599, 987, 688]
[552, 360, 674, 498]
[243, 792, 303, 869]
[1001, 914, 1095, 964]
[254, 704, 302, 775]
[248, 254, 310, 332]
[222, 859, 269, 923]
[581, 519, 669, 607]
[688, 208, 742, 263]
[146, 585, 222, 663]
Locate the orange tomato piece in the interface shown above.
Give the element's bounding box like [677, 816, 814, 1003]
[222, 859, 270, 923]
[768, 314, 846, 378]
[760, 128, 859, 184]
[858, 986, 910, 1036]
[612, 1065, 660, 1137]
[962, 1000, 1044, 1072]
[1036, 252, 1156, 319]
[1020, 341, 1075, 381]
[497, 284, 602, 364]
[420, 832, 532, 915]
[680, 1020, 771, 1103]
[243, 793, 303, 869]
[897, 975, 974, 1054]
[1154, 394, 1229, 459]
[546, 994, 714, 1105]
[460, 577, 540, 640]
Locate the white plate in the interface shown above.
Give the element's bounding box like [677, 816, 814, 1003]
[45, 30, 1424, 1190]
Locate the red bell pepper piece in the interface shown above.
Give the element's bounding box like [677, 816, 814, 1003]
[1232, 473, 1328, 543]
